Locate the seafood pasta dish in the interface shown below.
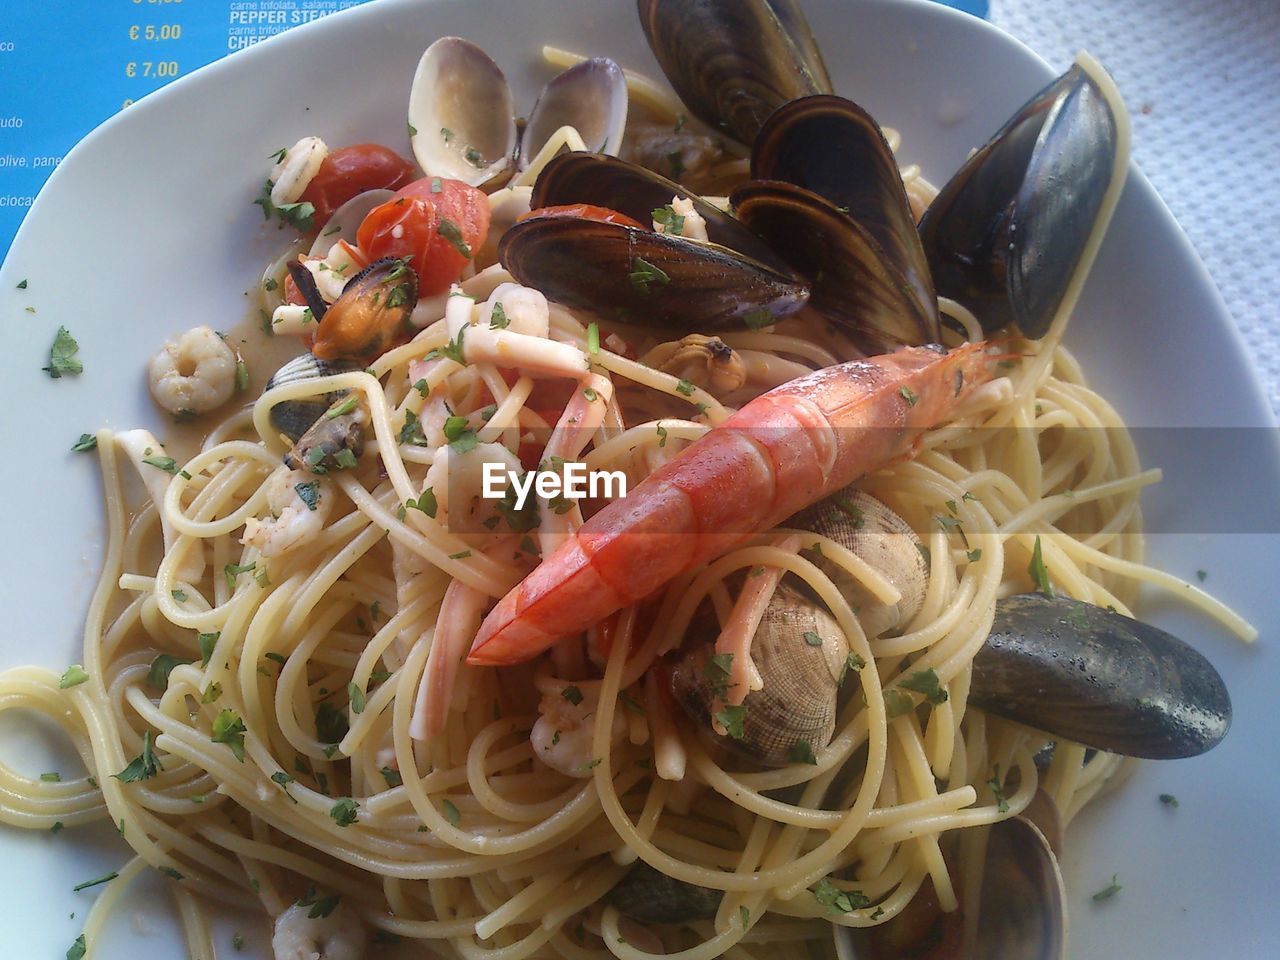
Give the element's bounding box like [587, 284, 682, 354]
[0, 2, 1252, 959]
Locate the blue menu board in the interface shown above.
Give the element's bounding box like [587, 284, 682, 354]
[0, 0, 985, 259]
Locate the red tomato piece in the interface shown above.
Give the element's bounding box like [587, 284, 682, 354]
[357, 178, 491, 296]
[299, 144, 416, 228]
[520, 203, 645, 229]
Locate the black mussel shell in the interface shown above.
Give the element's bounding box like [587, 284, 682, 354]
[498, 214, 808, 329]
[969, 593, 1231, 759]
[636, 0, 831, 146]
[751, 94, 938, 338]
[311, 256, 419, 361]
[609, 861, 723, 925]
[531, 151, 791, 274]
[918, 62, 1122, 338]
[732, 179, 937, 351]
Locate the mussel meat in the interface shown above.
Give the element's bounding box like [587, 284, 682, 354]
[284, 394, 367, 475]
[918, 55, 1128, 339]
[637, 0, 832, 146]
[968, 592, 1231, 759]
[309, 256, 418, 361]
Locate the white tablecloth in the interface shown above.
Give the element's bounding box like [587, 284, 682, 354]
[989, 0, 1280, 417]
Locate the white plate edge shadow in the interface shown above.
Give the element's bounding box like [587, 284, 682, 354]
[0, 0, 1276, 957]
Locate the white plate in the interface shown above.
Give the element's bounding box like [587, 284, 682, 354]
[1, 0, 1277, 956]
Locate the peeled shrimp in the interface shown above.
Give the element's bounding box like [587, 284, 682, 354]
[147, 325, 238, 416]
[241, 467, 334, 558]
[530, 684, 627, 777]
[469, 343, 997, 666]
[271, 900, 365, 960]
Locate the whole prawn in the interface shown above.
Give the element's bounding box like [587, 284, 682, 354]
[468, 342, 996, 666]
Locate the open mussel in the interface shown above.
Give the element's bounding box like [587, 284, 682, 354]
[968, 592, 1230, 759]
[745, 95, 939, 346]
[670, 583, 850, 767]
[637, 0, 832, 146]
[283, 393, 367, 475]
[309, 257, 418, 361]
[500, 159, 809, 328]
[918, 54, 1129, 339]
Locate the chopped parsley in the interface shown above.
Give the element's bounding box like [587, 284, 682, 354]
[704, 652, 734, 698]
[294, 481, 321, 511]
[158, 866, 184, 881]
[211, 710, 247, 762]
[441, 798, 461, 826]
[587, 321, 600, 354]
[802, 631, 823, 647]
[407, 120, 418, 137]
[66, 935, 87, 960]
[443, 414, 478, 453]
[674, 378, 695, 397]
[447, 550, 471, 560]
[73, 871, 118, 892]
[142, 455, 177, 473]
[438, 217, 472, 259]
[899, 385, 919, 406]
[900, 668, 949, 705]
[72, 434, 97, 453]
[1159, 793, 1179, 808]
[812, 878, 870, 915]
[299, 887, 342, 919]
[43, 326, 84, 378]
[464, 146, 484, 167]
[583, 386, 598, 402]
[651, 204, 685, 236]
[1028, 535, 1053, 597]
[347, 682, 366, 715]
[656, 424, 668, 447]
[966, 548, 983, 563]
[714, 703, 746, 740]
[1091, 874, 1122, 902]
[329, 797, 359, 827]
[41, 772, 62, 782]
[398, 408, 429, 446]
[629, 257, 670, 293]
[489, 302, 510, 329]
[315, 702, 349, 744]
[987, 764, 1010, 814]
[58, 665, 89, 689]
[224, 562, 257, 591]
[198, 631, 220, 667]
[380, 766, 403, 788]
[16, 278, 28, 289]
[115, 730, 162, 782]
[147, 655, 191, 692]
[406, 487, 438, 518]
[253, 178, 315, 232]
[561, 685, 584, 706]
[840, 651, 866, 685]
[882, 688, 915, 718]
[1196, 569, 1207, 583]
[788, 740, 818, 765]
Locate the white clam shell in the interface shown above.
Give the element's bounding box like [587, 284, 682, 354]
[521, 57, 628, 170]
[307, 188, 395, 257]
[409, 37, 517, 188]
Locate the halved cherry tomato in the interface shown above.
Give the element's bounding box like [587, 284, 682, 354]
[299, 144, 416, 228]
[357, 178, 491, 295]
[519, 203, 645, 229]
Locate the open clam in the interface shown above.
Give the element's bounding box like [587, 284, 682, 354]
[409, 38, 629, 190]
[522, 57, 628, 169]
[918, 55, 1129, 339]
[836, 815, 1066, 960]
[637, 0, 832, 146]
[263, 353, 364, 442]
